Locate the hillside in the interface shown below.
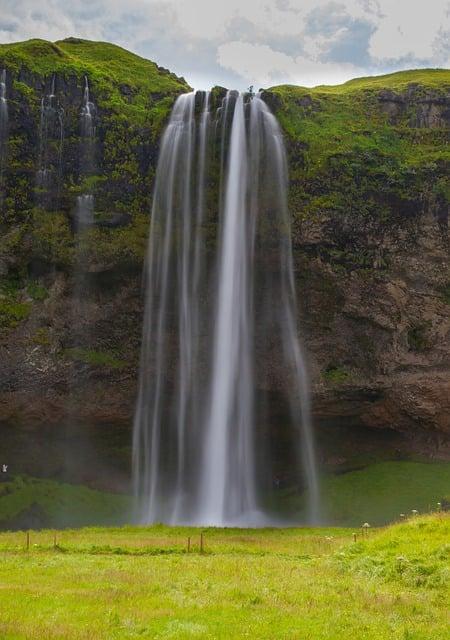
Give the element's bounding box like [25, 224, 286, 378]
[0, 40, 448, 518]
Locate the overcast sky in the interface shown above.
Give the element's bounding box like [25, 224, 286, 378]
[0, 0, 449, 89]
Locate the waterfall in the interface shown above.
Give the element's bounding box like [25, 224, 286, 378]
[76, 76, 96, 226]
[133, 90, 319, 526]
[197, 93, 255, 524]
[80, 75, 95, 143]
[0, 69, 8, 194]
[36, 75, 64, 204]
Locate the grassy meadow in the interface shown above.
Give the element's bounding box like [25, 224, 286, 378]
[0, 513, 448, 639]
[1, 461, 449, 530]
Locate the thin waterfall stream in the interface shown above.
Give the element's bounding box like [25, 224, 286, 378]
[36, 74, 64, 208]
[133, 90, 319, 526]
[0, 69, 8, 198]
[76, 76, 95, 227]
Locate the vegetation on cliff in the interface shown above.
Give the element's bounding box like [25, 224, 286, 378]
[0, 38, 190, 280]
[268, 69, 450, 272]
[0, 38, 189, 123]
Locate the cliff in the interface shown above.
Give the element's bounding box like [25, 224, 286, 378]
[0, 40, 448, 491]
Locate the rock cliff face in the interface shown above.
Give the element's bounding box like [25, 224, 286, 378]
[0, 42, 448, 490]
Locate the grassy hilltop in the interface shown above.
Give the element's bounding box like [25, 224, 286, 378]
[268, 69, 450, 256]
[0, 37, 190, 124]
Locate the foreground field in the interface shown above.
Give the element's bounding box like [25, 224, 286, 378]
[0, 514, 448, 639]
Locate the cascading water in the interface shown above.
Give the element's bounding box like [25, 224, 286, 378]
[0, 69, 8, 195]
[75, 76, 96, 226]
[133, 90, 319, 526]
[36, 75, 64, 205]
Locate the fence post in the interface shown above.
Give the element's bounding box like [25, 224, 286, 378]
[187, 537, 191, 553]
[26, 531, 30, 551]
[200, 532, 204, 553]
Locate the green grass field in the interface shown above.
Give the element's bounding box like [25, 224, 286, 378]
[0, 514, 448, 639]
[1, 461, 449, 531]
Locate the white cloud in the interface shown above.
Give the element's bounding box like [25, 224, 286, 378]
[217, 41, 364, 87]
[368, 1, 449, 62]
[0, 0, 448, 89]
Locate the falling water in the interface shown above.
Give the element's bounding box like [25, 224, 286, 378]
[133, 90, 319, 526]
[75, 76, 96, 225]
[80, 75, 95, 143]
[37, 75, 64, 201]
[0, 69, 8, 193]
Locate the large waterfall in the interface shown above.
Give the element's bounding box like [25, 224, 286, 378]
[133, 90, 319, 526]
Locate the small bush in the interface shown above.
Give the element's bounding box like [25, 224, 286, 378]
[323, 365, 350, 383]
[27, 281, 49, 301]
[0, 300, 31, 329]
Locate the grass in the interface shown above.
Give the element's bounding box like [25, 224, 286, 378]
[268, 69, 450, 237]
[0, 38, 189, 124]
[322, 364, 350, 384]
[63, 347, 128, 369]
[317, 462, 450, 527]
[275, 68, 450, 94]
[0, 476, 131, 530]
[1, 462, 448, 531]
[0, 513, 447, 639]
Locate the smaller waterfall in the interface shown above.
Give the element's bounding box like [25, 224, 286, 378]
[76, 76, 96, 227]
[0, 69, 8, 193]
[81, 76, 95, 137]
[74, 194, 94, 230]
[70, 78, 97, 404]
[36, 75, 64, 207]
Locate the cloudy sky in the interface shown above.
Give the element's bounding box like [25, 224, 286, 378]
[0, 0, 449, 89]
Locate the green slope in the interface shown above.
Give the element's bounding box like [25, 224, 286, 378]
[0, 38, 190, 125]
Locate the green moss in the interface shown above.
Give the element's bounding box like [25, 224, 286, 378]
[12, 80, 35, 99]
[323, 365, 350, 384]
[0, 299, 31, 329]
[63, 347, 127, 369]
[32, 327, 51, 346]
[26, 281, 49, 301]
[78, 213, 149, 267]
[30, 210, 74, 266]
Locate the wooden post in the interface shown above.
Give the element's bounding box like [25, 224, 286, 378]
[54, 532, 57, 549]
[187, 537, 191, 553]
[26, 531, 30, 551]
[200, 532, 204, 554]
[353, 533, 357, 543]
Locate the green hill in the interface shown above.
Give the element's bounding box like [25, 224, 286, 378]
[0, 38, 190, 124]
